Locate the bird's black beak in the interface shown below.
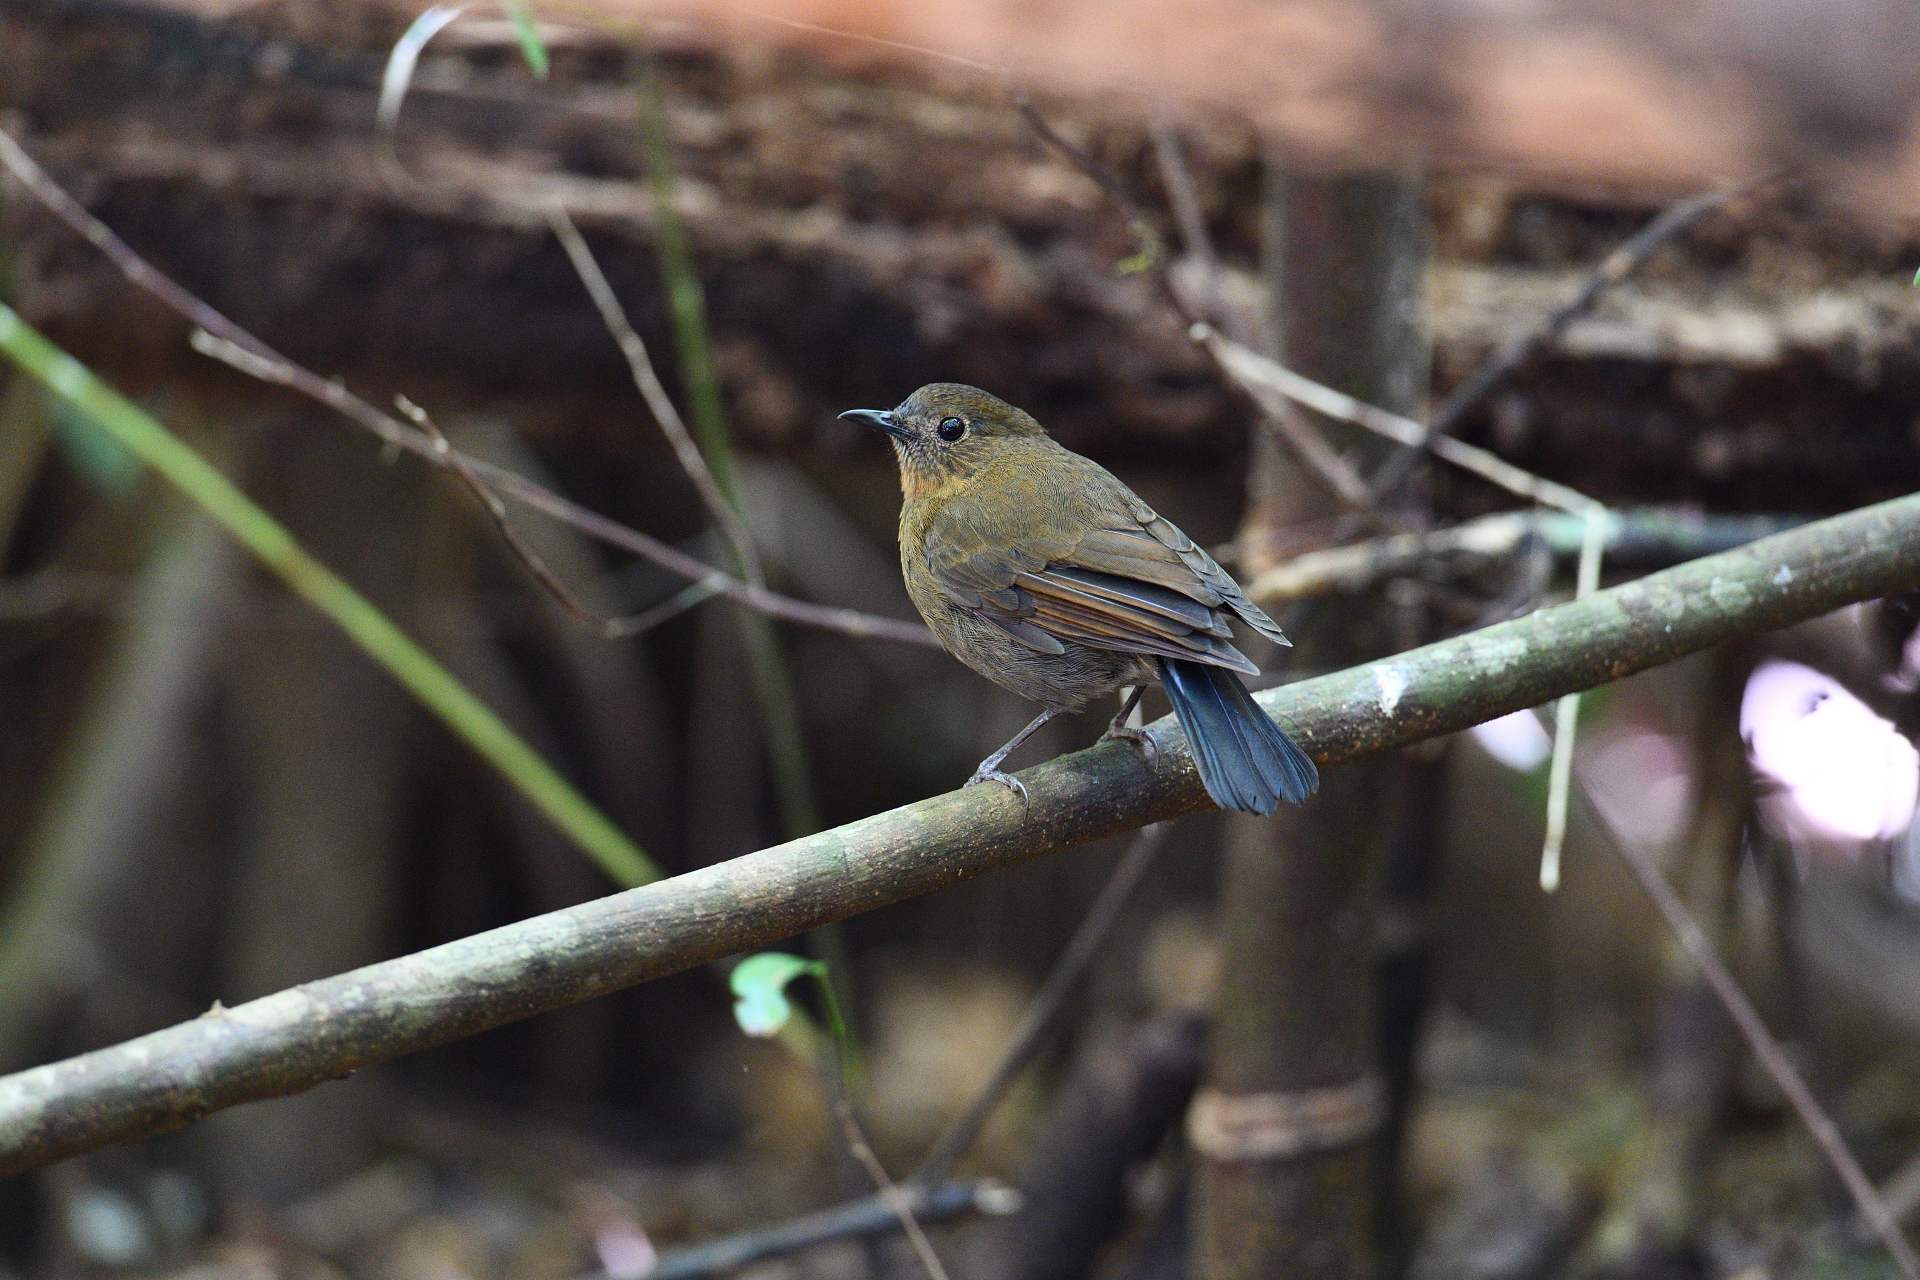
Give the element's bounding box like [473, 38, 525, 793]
[838, 407, 909, 440]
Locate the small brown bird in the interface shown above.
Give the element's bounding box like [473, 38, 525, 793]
[842, 383, 1317, 814]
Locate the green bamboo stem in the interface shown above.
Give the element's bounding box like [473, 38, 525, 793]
[0, 305, 659, 889]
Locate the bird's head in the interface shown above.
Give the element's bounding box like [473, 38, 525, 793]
[840, 383, 1048, 500]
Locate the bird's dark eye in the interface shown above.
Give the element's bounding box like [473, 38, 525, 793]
[937, 416, 967, 443]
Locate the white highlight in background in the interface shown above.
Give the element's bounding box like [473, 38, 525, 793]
[1472, 708, 1553, 772]
[1741, 659, 1918, 842]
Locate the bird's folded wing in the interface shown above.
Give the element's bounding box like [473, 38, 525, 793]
[1011, 564, 1258, 672]
[1128, 507, 1292, 648]
[928, 517, 1259, 672]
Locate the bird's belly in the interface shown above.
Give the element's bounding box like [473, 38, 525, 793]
[922, 599, 1147, 712]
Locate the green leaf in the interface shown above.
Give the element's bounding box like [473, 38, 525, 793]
[730, 952, 823, 1037]
[1911, 265, 1919, 287]
[503, 1, 549, 80]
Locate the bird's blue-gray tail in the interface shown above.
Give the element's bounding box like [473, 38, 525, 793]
[1156, 658, 1318, 814]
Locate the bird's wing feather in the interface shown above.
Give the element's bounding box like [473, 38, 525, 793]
[918, 447, 1283, 667]
[1126, 503, 1292, 648]
[981, 612, 1066, 654]
[1041, 565, 1228, 635]
[923, 495, 1259, 671]
[1013, 567, 1258, 672]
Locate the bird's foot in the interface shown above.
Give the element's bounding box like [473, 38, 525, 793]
[1100, 722, 1157, 760]
[965, 766, 1030, 808]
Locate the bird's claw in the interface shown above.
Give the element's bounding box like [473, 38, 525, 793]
[965, 766, 1030, 808]
[1100, 723, 1157, 760]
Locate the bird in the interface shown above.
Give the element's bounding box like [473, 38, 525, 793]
[840, 383, 1318, 815]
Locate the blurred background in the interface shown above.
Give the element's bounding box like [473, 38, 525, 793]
[4, 1, 1920, 1277]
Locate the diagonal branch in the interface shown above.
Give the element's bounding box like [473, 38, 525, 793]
[393, 395, 700, 639]
[2, 490, 1918, 1173]
[0, 126, 935, 651]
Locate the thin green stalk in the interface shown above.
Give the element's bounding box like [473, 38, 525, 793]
[636, 67, 820, 840]
[0, 177, 12, 303]
[0, 379, 52, 555]
[0, 304, 659, 888]
[639, 69, 736, 501]
[634, 64, 851, 1030]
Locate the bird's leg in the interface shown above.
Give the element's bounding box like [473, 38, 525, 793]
[1098, 686, 1156, 759]
[966, 708, 1062, 805]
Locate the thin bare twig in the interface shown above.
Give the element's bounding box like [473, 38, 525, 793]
[602, 576, 730, 636]
[1014, 95, 1167, 268]
[1172, 165, 1773, 575]
[1148, 112, 1220, 301]
[912, 821, 1171, 1186]
[1198, 326, 1597, 515]
[835, 1101, 952, 1280]
[1587, 795, 1920, 1280]
[742, 9, 1006, 75]
[396, 396, 707, 639]
[1223, 169, 1795, 588]
[629, 1181, 1017, 1280]
[1258, 402, 1374, 507]
[1197, 321, 1607, 886]
[545, 205, 766, 587]
[1868, 1149, 1920, 1235]
[0, 126, 936, 650]
[1356, 170, 1784, 512]
[1419, 172, 1788, 449]
[1146, 108, 1378, 508]
[1148, 116, 1372, 508]
[1146, 119, 1378, 520]
[1017, 98, 1374, 510]
[398, 395, 605, 630]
